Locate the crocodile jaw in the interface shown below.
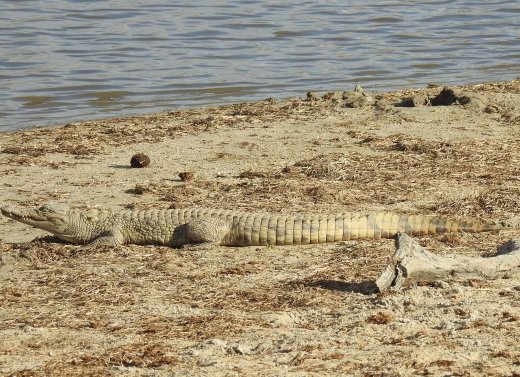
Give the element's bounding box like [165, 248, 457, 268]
[1, 204, 73, 240]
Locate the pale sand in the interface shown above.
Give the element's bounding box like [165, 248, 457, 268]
[1, 81, 519, 376]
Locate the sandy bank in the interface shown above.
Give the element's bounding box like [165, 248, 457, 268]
[1, 81, 520, 376]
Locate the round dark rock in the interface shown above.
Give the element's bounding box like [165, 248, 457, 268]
[130, 153, 150, 168]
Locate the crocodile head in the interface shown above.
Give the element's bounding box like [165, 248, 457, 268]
[1, 203, 82, 243]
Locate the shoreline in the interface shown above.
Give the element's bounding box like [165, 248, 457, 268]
[1, 78, 517, 135]
[1, 80, 520, 375]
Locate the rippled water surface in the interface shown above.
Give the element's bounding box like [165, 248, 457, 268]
[1, 1, 519, 130]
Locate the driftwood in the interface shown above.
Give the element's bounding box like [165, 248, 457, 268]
[376, 233, 520, 292]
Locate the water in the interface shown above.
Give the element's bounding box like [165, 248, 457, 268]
[1, 0, 519, 131]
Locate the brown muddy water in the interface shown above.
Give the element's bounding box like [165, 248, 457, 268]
[1, 1, 520, 130]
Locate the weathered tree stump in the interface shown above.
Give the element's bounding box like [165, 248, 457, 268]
[376, 233, 520, 292]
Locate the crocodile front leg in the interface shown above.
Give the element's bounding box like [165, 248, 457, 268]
[84, 229, 125, 248]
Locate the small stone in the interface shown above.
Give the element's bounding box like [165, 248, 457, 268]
[178, 171, 196, 181]
[341, 85, 373, 108]
[322, 91, 343, 101]
[431, 87, 459, 106]
[343, 92, 369, 108]
[374, 98, 393, 111]
[306, 91, 318, 101]
[399, 94, 429, 107]
[130, 153, 150, 168]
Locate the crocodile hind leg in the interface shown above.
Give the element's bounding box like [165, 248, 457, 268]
[183, 217, 233, 250]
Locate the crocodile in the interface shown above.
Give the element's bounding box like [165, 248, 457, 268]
[1, 204, 501, 249]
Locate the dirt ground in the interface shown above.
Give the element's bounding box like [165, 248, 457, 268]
[1, 81, 520, 376]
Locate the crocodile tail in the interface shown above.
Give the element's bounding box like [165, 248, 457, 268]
[339, 212, 501, 240]
[394, 214, 502, 236]
[232, 212, 501, 246]
[429, 216, 502, 234]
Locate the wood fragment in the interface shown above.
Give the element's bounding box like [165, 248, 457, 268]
[376, 233, 520, 292]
